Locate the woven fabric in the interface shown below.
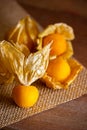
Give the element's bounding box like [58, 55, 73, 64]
[0, 66, 87, 128]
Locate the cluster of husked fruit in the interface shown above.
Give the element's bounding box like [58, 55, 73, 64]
[0, 16, 82, 108]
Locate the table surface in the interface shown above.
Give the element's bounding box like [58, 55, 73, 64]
[1, 0, 87, 130]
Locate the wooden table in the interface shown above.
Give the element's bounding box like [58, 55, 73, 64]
[1, 0, 87, 130]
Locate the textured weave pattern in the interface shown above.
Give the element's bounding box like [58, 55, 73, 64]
[0, 67, 87, 128]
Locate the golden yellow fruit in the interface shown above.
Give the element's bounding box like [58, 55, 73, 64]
[43, 33, 67, 56]
[12, 85, 39, 108]
[47, 57, 71, 82]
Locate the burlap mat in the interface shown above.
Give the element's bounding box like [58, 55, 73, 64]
[0, 67, 87, 128]
[0, 0, 87, 128]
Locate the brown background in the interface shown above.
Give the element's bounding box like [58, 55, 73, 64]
[1, 0, 87, 130]
[17, 0, 87, 68]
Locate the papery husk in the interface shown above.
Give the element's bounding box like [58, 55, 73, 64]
[0, 40, 50, 86]
[0, 63, 14, 85]
[37, 23, 75, 59]
[5, 16, 41, 56]
[41, 58, 83, 89]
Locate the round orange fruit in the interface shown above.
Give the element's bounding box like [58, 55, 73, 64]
[43, 33, 67, 56]
[47, 57, 71, 82]
[12, 85, 39, 108]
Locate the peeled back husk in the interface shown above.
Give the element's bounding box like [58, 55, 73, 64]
[37, 23, 75, 59]
[41, 58, 82, 89]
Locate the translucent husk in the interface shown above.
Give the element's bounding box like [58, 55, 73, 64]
[5, 16, 41, 56]
[0, 40, 50, 86]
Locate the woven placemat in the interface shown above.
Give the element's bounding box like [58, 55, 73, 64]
[0, 66, 87, 128]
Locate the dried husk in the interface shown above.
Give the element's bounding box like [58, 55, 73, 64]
[37, 23, 75, 59]
[36, 23, 82, 89]
[5, 16, 41, 56]
[41, 58, 82, 89]
[0, 40, 50, 86]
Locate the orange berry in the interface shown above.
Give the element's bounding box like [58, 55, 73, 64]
[12, 85, 39, 108]
[43, 33, 67, 56]
[47, 57, 71, 82]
